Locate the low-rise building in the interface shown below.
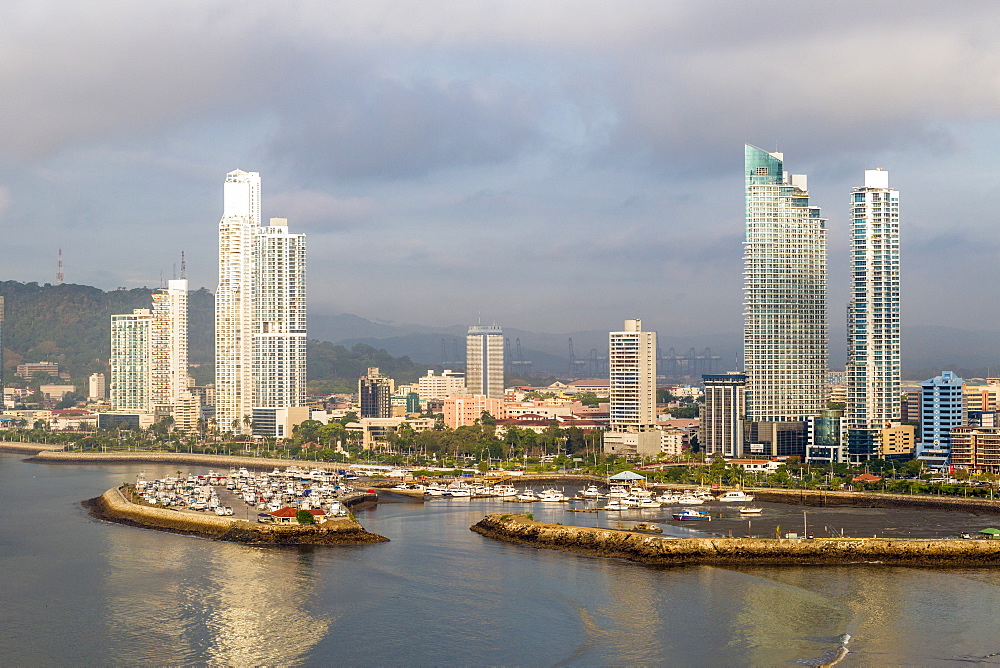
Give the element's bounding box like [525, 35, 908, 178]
[40, 384, 76, 401]
[442, 395, 506, 429]
[950, 427, 1000, 473]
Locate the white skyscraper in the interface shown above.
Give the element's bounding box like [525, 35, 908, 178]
[846, 169, 901, 462]
[216, 172, 307, 433]
[744, 145, 827, 423]
[466, 324, 504, 398]
[110, 309, 152, 412]
[254, 218, 307, 410]
[151, 279, 190, 408]
[216, 170, 261, 432]
[603, 319, 659, 456]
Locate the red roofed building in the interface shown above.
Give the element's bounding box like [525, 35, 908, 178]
[852, 473, 882, 483]
[268, 507, 328, 524]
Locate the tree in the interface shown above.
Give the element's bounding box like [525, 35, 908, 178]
[296, 509, 316, 525]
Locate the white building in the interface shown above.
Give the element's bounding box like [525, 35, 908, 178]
[215, 172, 307, 434]
[466, 324, 504, 398]
[604, 319, 659, 456]
[417, 369, 467, 401]
[254, 219, 307, 411]
[846, 169, 901, 462]
[744, 145, 827, 422]
[110, 309, 152, 412]
[151, 279, 190, 408]
[88, 373, 106, 401]
[216, 169, 260, 432]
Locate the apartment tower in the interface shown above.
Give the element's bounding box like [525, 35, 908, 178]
[846, 169, 901, 462]
[466, 324, 504, 398]
[603, 319, 659, 456]
[110, 309, 153, 412]
[744, 145, 827, 436]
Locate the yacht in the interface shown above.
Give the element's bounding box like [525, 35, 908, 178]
[494, 484, 518, 499]
[515, 489, 540, 503]
[675, 493, 705, 505]
[655, 492, 679, 505]
[579, 485, 604, 499]
[602, 499, 627, 511]
[717, 490, 755, 503]
[537, 488, 569, 502]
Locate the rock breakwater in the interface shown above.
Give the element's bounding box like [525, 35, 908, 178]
[85, 487, 388, 545]
[471, 513, 1000, 566]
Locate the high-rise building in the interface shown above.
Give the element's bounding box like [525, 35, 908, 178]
[744, 145, 827, 424]
[359, 367, 394, 418]
[215, 171, 307, 434]
[88, 373, 106, 401]
[254, 218, 307, 410]
[0, 296, 4, 388]
[466, 324, 504, 398]
[603, 319, 659, 456]
[917, 370, 965, 468]
[151, 279, 190, 408]
[700, 373, 746, 458]
[216, 169, 260, 432]
[110, 309, 152, 412]
[846, 169, 901, 463]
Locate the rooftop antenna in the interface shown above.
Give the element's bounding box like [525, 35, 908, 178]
[180, 251, 187, 280]
[56, 249, 64, 285]
[172, 263, 176, 281]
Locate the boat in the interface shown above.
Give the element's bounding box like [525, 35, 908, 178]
[718, 490, 755, 503]
[672, 509, 711, 521]
[537, 488, 569, 502]
[630, 522, 663, 534]
[493, 484, 518, 499]
[675, 493, 705, 505]
[578, 485, 604, 499]
[738, 506, 763, 514]
[602, 499, 627, 511]
[515, 489, 539, 503]
[655, 492, 679, 505]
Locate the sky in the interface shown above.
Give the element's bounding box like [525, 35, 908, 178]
[3, 1, 1000, 339]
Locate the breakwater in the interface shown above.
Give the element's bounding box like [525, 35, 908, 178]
[471, 513, 1000, 566]
[746, 487, 1000, 513]
[0, 442, 64, 454]
[84, 486, 388, 545]
[28, 448, 344, 471]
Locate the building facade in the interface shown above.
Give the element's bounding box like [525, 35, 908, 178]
[359, 367, 394, 419]
[110, 309, 152, 412]
[151, 279, 190, 409]
[603, 319, 659, 456]
[951, 427, 1000, 473]
[215, 169, 260, 431]
[253, 218, 307, 410]
[917, 370, 965, 467]
[466, 324, 504, 398]
[700, 373, 746, 458]
[417, 369, 467, 401]
[846, 169, 901, 462]
[743, 145, 827, 423]
[88, 373, 106, 401]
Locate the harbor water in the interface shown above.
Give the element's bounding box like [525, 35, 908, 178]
[3, 454, 1000, 665]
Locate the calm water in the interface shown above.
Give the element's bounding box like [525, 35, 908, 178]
[3, 454, 1000, 666]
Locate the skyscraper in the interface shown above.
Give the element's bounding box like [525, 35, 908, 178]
[359, 367, 394, 418]
[216, 169, 260, 431]
[846, 169, 901, 462]
[215, 171, 307, 433]
[254, 219, 307, 410]
[466, 324, 504, 398]
[603, 319, 659, 456]
[918, 370, 965, 467]
[701, 373, 746, 458]
[744, 145, 827, 425]
[110, 309, 152, 412]
[151, 279, 190, 409]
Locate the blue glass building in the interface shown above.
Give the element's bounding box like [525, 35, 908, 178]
[917, 370, 965, 468]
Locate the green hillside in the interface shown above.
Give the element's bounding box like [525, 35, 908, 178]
[0, 281, 420, 392]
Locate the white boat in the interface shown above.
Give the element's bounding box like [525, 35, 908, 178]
[494, 484, 518, 498]
[602, 499, 627, 511]
[515, 489, 539, 503]
[655, 492, 680, 505]
[579, 485, 604, 499]
[738, 506, 763, 514]
[676, 493, 705, 505]
[606, 483, 630, 499]
[718, 490, 755, 503]
[538, 488, 570, 502]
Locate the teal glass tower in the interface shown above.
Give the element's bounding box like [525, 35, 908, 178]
[743, 145, 828, 423]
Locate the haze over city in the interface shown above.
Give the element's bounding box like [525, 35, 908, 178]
[2, 1, 1000, 340]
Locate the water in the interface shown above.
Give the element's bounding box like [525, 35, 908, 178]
[3, 454, 1000, 665]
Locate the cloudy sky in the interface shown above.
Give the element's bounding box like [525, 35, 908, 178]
[3, 0, 1000, 339]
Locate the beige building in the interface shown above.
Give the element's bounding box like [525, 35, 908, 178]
[951, 427, 1000, 473]
[466, 325, 504, 398]
[417, 369, 466, 401]
[604, 319, 659, 457]
[879, 424, 915, 457]
[40, 384, 76, 401]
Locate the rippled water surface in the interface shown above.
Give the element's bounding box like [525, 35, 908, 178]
[3, 454, 1000, 665]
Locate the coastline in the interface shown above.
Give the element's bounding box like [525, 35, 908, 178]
[84, 486, 388, 545]
[471, 513, 1000, 566]
[0, 442, 65, 454]
[26, 448, 345, 471]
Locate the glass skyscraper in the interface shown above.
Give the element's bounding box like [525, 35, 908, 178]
[743, 145, 827, 422]
[846, 169, 901, 462]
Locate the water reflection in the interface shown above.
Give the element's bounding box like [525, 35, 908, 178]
[104, 528, 331, 665]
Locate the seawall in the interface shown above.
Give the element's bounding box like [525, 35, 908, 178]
[29, 449, 344, 471]
[471, 513, 1000, 566]
[0, 442, 65, 454]
[746, 487, 1000, 513]
[85, 486, 388, 545]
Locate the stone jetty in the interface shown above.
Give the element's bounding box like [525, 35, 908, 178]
[471, 513, 1000, 566]
[85, 486, 388, 545]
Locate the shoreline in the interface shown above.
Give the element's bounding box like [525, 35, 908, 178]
[471, 513, 1000, 566]
[84, 486, 388, 545]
